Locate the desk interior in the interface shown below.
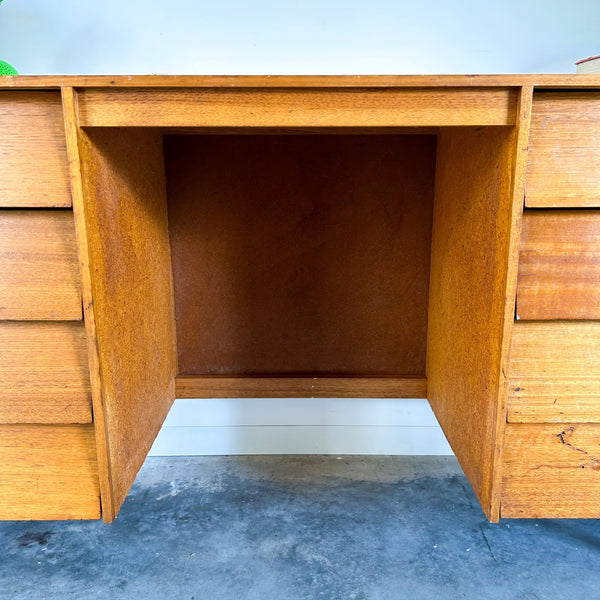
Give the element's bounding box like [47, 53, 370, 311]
[78, 122, 517, 520]
[164, 134, 436, 379]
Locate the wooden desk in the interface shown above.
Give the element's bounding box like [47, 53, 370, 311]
[1, 75, 600, 522]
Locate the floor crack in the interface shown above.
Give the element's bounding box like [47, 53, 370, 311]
[480, 525, 497, 562]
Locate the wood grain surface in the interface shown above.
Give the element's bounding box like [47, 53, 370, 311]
[526, 92, 600, 207]
[160, 126, 441, 136]
[508, 321, 600, 423]
[516, 211, 600, 320]
[79, 127, 177, 521]
[1, 74, 600, 89]
[502, 423, 600, 518]
[0, 210, 82, 320]
[62, 87, 115, 521]
[78, 87, 517, 127]
[492, 86, 534, 519]
[427, 126, 516, 521]
[0, 424, 100, 520]
[166, 134, 435, 378]
[0, 322, 91, 424]
[0, 91, 71, 207]
[176, 377, 427, 399]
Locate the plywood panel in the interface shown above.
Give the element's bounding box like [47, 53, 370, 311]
[176, 377, 427, 399]
[427, 126, 517, 520]
[0, 210, 82, 320]
[508, 321, 600, 423]
[502, 423, 600, 518]
[0, 92, 71, 207]
[78, 128, 177, 520]
[526, 92, 600, 207]
[0, 424, 100, 520]
[166, 135, 435, 378]
[0, 322, 91, 424]
[516, 211, 600, 320]
[78, 87, 518, 127]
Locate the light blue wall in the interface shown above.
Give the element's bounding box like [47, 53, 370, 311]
[0, 0, 598, 75]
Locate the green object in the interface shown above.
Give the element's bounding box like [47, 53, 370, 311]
[0, 60, 18, 75]
[0, 0, 17, 75]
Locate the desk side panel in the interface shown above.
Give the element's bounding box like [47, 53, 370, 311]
[427, 126, 516, 519]
[78, 127, 177, 520]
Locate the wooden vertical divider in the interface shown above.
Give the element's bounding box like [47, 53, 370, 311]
[62, 87, 113, 520]
[493, 85, 534, 519]
[427, 86, 532, 521]
[62, 88, 178, 521]
[427, 127, 514, 520]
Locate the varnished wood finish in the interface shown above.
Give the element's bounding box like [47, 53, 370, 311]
[78, 127, 177, 520]
[78, 87, 518, 128]
[0, 322, 91, 424]
[0, 210, 82, 320]
[166, 135, 435, 378]
[62, 86, 113, 520]
[517, 211, 600, 320]
[526, 92, 600, 207]
[492, 85, 534, 519]
[0, 92, 71, 207]
[0, 424, 99, 520]
[427, 126, 516, 521]
[508, 321, 600, 423]
[176, 377, 427, 399]
[2, 74, 600, 89]
[0, 77, 598, 522]
[161, 126, 440, 136]
[502, 424, 600, 518]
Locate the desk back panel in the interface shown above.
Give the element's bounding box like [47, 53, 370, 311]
[165, 134, 436, 379]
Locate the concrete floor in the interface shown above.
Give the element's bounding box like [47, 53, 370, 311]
[2, 456, 600, 600]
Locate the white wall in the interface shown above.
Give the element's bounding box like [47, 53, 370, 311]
[1, 0, 598, 455]
[1, 0, 599, 75]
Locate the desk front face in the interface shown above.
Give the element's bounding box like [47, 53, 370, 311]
[0, 76, 599, 523]
[0, 91, 100, 519]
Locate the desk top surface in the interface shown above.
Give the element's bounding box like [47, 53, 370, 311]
[1, 74, 600, 89]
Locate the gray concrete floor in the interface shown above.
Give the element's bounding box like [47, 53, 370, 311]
[2, 455, 600, 599]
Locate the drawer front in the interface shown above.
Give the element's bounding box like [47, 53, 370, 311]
[0, 92, 71, 208]
[0, 210, 82, 320]
[508, 321, 600, 423]
[516, 211, 600, 320]
[502, 423, 600, 518]
[525, 91, 600, 208]
[0, 322, 92, 424]
[0, 424, 100, 520]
